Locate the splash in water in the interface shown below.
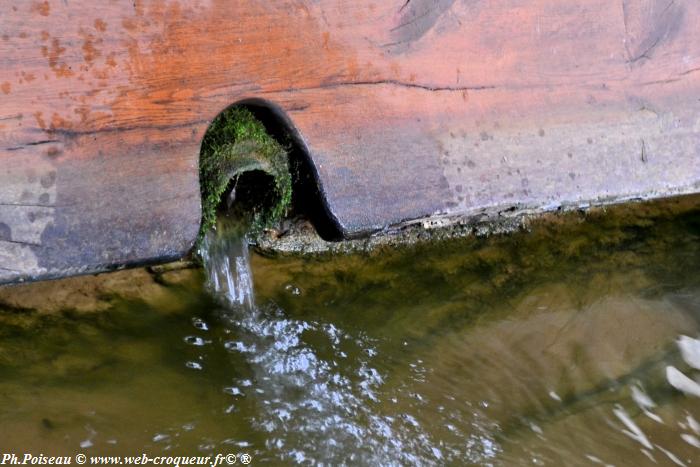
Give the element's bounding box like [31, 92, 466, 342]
[196, 217, 454, 464]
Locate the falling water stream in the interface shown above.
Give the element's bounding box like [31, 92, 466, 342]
[200, 219, 256, 311]
[197, 217, 412, 463]
[1, 195, 700, 465]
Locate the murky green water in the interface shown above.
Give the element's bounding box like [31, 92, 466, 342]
[1, 197, 700, 465]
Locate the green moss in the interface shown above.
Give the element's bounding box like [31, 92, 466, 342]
[198, 107, 292, 248]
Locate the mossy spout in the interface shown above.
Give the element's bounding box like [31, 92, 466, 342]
[198, 106, 292, 250]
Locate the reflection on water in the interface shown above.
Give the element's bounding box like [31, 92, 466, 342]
[1, 195, 700, 465]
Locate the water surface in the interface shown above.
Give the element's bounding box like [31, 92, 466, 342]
[1, 196, 700, 465]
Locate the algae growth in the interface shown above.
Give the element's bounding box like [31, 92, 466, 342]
[198, 107, 292, 247]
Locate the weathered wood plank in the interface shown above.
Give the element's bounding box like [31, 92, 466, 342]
[1, 0, 699, 282]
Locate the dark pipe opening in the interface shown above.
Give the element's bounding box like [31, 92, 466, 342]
[218, 169, 279, 221]
[232, 100, 344, 241]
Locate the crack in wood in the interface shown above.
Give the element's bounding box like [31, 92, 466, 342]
[24, 139, 61, 146]
[387, 0, 457, 53]
[0, 238, 41, 247]
[269, 79, 496, 94]
[0, 266, 23, 273]
[26, 119, 209, 139]
[0, 203, 59, 208]
[6, 139, 62, 151]
[629, 35, 663, 64]
[622, 0, 684, 65]
[679, 67, 700, 77]
[391, 2, 443, 33]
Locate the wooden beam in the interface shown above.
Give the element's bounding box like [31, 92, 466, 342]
[1, 0, 699, 282]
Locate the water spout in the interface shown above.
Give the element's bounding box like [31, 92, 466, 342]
[200, 217, 255, 311]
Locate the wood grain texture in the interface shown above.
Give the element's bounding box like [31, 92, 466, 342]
[1, 0, 699, 283]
